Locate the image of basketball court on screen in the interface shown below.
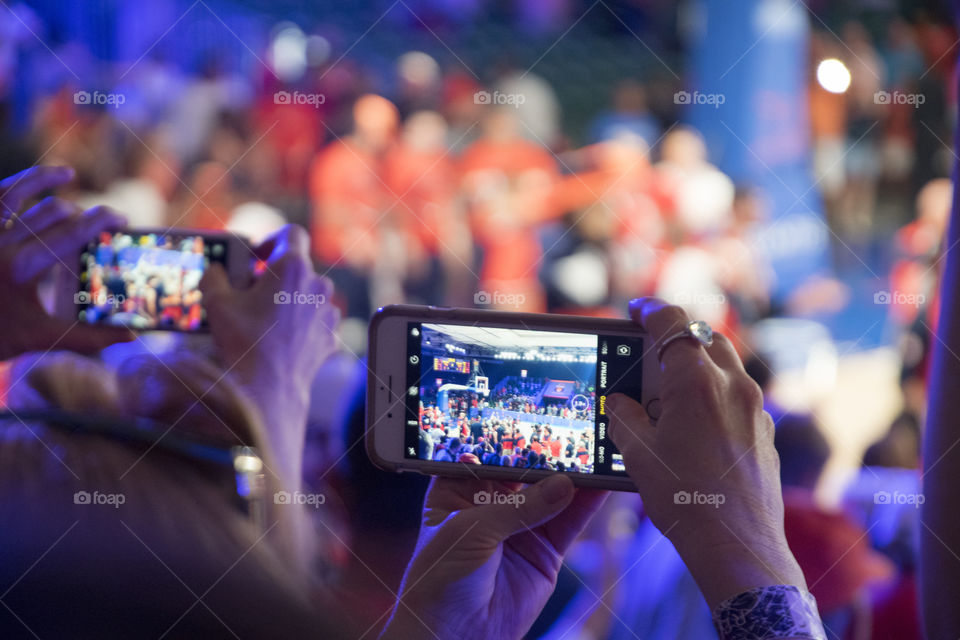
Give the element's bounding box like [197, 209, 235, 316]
[413, 323, 598, 473]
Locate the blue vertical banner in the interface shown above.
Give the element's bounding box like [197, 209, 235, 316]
[686, 0, 830, 300]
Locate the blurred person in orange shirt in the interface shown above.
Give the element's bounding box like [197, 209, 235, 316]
[808, 32, 849, 208]
[460, 106, 559, 311]
[383, 110, 471, 306]
[171, 161, 234, 230]
[309, 94, 398, 318]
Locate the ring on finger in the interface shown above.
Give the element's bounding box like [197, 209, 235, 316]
[656, 320, 714, 362]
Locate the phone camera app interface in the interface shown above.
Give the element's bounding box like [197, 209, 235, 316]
[404, 323, 643, 476]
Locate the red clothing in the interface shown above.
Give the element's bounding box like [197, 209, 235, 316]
[254, 97, 324, 192]
[383, 145, 457, 256]
[309, 140, 387, 266]
[459, 138, 560, 311]
[782, 489, 894, 614]
[549, 439, 562, 458]
[870, 573, 922, 640]
[577, 447, 589, 464]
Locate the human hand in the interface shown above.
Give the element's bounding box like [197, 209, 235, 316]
[0, 166, 134, 360]
[606, 298, 805, 609]
[381, 475, 607, 640]
[200, 224, 338, 486]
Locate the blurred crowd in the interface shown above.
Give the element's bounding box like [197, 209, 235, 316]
[2, 7, 955, 347]
[1, 2, 957, 639]
[809, 17, 956, 250]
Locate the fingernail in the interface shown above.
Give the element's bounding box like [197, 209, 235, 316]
[541, 475, 572, 504]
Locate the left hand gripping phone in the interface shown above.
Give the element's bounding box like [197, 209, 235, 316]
[55, 228, 251, 333]
[366, 305, 661, 491]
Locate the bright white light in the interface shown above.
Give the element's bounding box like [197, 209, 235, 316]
[271, 24, 307, 82]
[306, 35, 331, 66]
[816, 59, 851, 94]
[397, 51, 439, 87]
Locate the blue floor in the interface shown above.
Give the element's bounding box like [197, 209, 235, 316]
[811, 238, 899, 353]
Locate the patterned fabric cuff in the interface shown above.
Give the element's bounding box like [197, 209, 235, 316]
[712, 585, 827, 640]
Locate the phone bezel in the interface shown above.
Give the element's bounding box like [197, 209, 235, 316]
[366, 304, 660, 491]
[53, 227, 252, 333]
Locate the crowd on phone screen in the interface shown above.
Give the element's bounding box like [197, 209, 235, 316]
[1, 5, 956, 639]
[84, 232, 207, 331]
[419, 402, 595, 473]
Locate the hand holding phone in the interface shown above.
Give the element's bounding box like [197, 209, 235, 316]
[0, 166, 134, 360]
[382, 474, 607, 640]
[606, 298, 806, 610]
[199, 224, 338, 487]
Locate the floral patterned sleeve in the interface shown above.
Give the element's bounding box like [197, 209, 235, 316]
[712, 585, 827, 640]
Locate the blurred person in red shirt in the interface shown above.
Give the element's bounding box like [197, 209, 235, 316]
[460, 106, 559, 311]
[309, 94, 398, 317]
[653, 127, 737, 335]
[775, 414, 897, 640]
[172, 161, 234, 230]
[252, 85, 325, 199]
[383, 110, 471, 306]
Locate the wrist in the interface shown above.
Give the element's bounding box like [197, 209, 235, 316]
[232, 375, 309, 488]
[672, 532, 806, 610]
[713, 585, 826, 640]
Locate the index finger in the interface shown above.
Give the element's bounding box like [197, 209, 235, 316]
[0, 166, 75, 219]
[253, 224, 311, 264]
[628, 297, 712, 370]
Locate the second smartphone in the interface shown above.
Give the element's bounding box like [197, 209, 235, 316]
[54, 228, 251, 332]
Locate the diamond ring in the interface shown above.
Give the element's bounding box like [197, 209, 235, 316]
[656, 320, 714, 362]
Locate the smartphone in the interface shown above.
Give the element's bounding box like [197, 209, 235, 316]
[366, 305, 660, 491]
[55, 228, 251, 332]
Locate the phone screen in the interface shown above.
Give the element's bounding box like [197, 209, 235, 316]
[404, 322, 645, 476]
[75, 230, 228, 332]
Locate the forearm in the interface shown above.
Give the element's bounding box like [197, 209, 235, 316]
[671, 529, 823, 639]
[230, 365, 311, 489]
[920, 68, 960, 638]
[674, 533, 807, 611]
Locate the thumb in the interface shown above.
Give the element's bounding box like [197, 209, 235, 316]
[478, 474, 576, 540]
[44, 321, 136, 354]
[606, 393, 657, 471]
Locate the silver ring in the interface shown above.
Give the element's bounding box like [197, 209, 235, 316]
[656, 320, 714, 362]
[1, 210, 17, 230]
